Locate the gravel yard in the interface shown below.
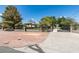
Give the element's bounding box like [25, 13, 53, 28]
[0, 31, 48, 48]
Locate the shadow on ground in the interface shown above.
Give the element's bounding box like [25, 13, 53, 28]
[28, 44, 45, 53]
[0, 46, 24, 53]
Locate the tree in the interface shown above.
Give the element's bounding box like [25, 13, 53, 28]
[0, 23, 2, 29]
[40, 16, 56, 32]
[57, 16, 75, 32]
[2, 5, 22, 30]
[51, 16, 57, 30]
[66, 17, 77, 32]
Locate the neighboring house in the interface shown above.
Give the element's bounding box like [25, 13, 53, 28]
[24, 19, 38, 29]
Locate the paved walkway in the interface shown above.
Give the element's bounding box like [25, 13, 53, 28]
[14, 32, 79, 53]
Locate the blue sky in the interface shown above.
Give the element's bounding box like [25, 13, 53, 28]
[0, 5, 79, 23]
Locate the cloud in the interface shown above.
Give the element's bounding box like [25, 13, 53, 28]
[0, 13, 2, 22]
[0, 13, 2, 16]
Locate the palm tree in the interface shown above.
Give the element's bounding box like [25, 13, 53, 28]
[40, 16, 56, 32]
[65, 17, 75, 32]
[57, 16, 75, 32]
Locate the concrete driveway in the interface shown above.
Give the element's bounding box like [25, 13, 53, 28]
[39, 32, 79, 53]
[14, 32, 79, 53]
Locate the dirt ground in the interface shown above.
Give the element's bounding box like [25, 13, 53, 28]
[0, 31, 48, 48]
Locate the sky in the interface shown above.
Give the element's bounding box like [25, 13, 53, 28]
[0, 5, 79, 23]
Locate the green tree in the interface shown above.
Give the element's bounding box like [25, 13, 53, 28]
[2, 5, 22, 30]
[40, 16, 56, 32]
[0, 23, 2, 29]
[57, 16, 75, 31]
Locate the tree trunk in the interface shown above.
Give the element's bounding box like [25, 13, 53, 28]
[51, 25, 54, 31]
[12, 24, 15, 30]
[70, 25, 72, 32]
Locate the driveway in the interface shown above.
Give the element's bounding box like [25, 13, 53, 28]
[14, 32, 79, 53]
